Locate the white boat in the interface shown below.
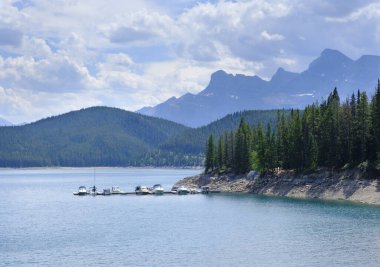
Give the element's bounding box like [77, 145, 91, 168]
[89, 185, 98, 195]
[177, 185, 189, 195]
[74, 186, 87, 195]
[152, 184, 164, 195]
[135, 185, 150, 195]
[102, 188, 111, 195]
[111, 186, 125, 194]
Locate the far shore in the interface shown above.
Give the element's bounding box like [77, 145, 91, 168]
[0, 166, 203, 171]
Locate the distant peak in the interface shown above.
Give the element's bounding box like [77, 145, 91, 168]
[271, 67, 298, 83]
[211, 70, 228, 79]
[165, 96, 177, 103]
[320, 48, 351, 60]
[271, 68, 285, 81]
[308, 48, 353, 71]
[275, 67, 285, 74]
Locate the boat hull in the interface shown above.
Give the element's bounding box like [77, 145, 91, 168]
[153, 190, 164, 195]
[135, 191, 150, 195]
[177, 190, 189, 195]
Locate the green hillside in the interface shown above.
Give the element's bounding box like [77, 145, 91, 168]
[0, 107, 287, 167]
[0, 107, 190, 167]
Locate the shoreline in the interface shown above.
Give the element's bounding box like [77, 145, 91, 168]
[175, 168, 380, 206]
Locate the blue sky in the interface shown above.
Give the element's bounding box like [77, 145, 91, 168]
[0, 0, 379, 123]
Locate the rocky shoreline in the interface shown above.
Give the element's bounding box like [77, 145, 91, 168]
[175, 168, 380, 205]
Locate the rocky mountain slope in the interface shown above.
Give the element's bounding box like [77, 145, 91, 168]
[139, 49, 380, 127]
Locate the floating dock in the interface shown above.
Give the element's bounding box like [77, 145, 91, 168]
[73, 190, 220, 196]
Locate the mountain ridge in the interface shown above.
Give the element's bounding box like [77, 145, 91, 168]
[138, 49, 380, 127]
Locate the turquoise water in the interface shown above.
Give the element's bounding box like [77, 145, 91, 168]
[1, 168, 380, 267]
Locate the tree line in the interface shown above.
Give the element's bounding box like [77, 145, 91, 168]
[205, 82, 380, 174]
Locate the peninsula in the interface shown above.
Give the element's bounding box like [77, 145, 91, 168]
[176, 84, 380, 205]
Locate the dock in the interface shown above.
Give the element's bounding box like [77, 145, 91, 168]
[73, 190, 219, 196]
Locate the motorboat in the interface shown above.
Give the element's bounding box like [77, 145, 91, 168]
[201, 186, 210, 194]
[111, 186, 125, 194]
[102, 188, 111, 195]
[135, 185, 150, 195]
[171, 185, 179, 194]
[74, 186, 87, 195]
[177, 185, 190, 195]
[152, 184, 164, 195]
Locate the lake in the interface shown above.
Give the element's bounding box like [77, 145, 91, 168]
[1, 168, 380, 267]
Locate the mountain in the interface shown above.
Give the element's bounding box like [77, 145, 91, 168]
[0, 107, 190, 167]
[0, 117, 12, 126]
[138, 49, 380, 127]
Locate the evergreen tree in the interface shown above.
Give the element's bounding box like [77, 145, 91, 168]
[289, 110, 303, 170]
[357, 91, 371, 163]
[233, 118, 252, 173]
[217, 136, 224, 171]
[255, 123, 266, 172]
[264, 123, 276, 172]
[370, 80, 380, 163]
[205, 134, 216, 173]
[223, 133, 230, 169]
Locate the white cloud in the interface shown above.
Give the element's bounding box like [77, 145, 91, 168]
[0, 86, 102, 124]
[326, 3, 380, 23]
[260, 30, 285, 41]
[103, 10, 177, 45]
[0, 54, 97, 93]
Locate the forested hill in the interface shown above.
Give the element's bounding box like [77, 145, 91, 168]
[0, 107, 285, 167]
[0, 107, 190, 167]
[160, 110, 288, 155]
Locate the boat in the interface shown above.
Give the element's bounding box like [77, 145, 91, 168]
[111, 186, 125, 194]
[177, 185, 190, 195]
[74, 186, 87, 195]
[190, 188, 199, 194]
[101, 188, 111, 195]
[201, 186, 210, 194]
[89, 169, 98, 196]
[171, 185, 179, 194]
[89, 185, 98, 196]
[152, 184, 164, 195]
[135, 185, 150, 195]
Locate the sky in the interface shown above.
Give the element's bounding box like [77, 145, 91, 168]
[0, 0, 380, 124]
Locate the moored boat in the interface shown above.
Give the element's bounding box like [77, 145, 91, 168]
[152, 184, 164, 195]
[135, 185, 150, 195]
[171, 185, 179, 194]
[89, 185, 98, 196]
[102, 188, 111, 195]
[201, 186, 210, 194]
[74, 186, 87, 195]
[177, 185, 189, 195]
[111, 186, 125, 194]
